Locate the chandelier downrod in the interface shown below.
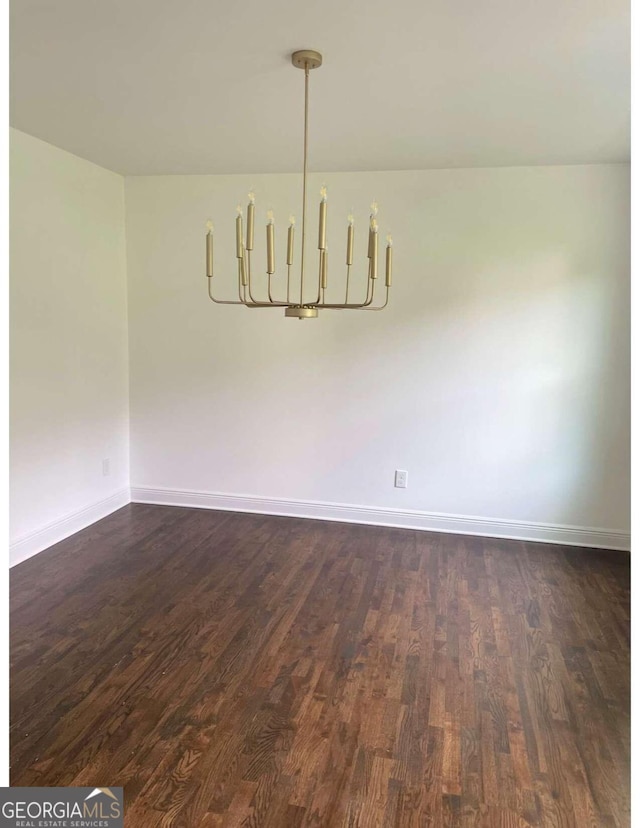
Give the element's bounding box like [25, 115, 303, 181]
[299, 56, 310, 305]
[204, 49, 394, 319]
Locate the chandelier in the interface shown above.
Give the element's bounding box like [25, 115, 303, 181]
[204, 50, 393, 319]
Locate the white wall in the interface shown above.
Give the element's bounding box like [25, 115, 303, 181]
[125, 165, 630, 544]
[10, 129, 130, 564]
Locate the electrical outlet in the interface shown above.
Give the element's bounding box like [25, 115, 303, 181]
[102, 458, 110, 477]
[394, 469, 408, 488]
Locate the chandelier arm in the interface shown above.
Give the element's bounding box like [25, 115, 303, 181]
[243, 272, 290, 306]
[246, 251, 283, 304]
[360, 261, 375, 307]
[324, 265, 376, 308]
[363, 286, 390, 311]
[245, 301, 290, 308]
[246, 250, 262, 304]
[245, 249, 252, 300]
[315, 287, 389, 310]
[245, 298, 290, 307]
[311, 251, 322, 305]
[242, 256, 262, 305]
[313, 300, 373, 309]
[239, 260, 247, 303]
[268, 274, 288, 304]
[316, 233, 323, 303]
[244, 253, 287, 305]
[267, 271, 291, 305]
[363, 256, 383, 306]
[302, 262, 377, 310]
[207, 278, 247, 306]
[347, 259, 373, 307]
[299, 64, 310, 306]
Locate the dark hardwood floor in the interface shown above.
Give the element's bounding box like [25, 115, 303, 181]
[10, 504, 629, 827]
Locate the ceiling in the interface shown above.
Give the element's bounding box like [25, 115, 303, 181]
[10, 0, 630, 175]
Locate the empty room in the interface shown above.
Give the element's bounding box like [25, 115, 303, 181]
[7, 0, 630, 825]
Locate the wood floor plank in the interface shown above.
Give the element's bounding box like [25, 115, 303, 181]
[10, 504, 630, 827]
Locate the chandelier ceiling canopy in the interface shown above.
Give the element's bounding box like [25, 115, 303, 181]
[204, 50, 394, 319]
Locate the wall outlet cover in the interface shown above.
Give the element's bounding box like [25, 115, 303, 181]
[395, 470, 408, 488]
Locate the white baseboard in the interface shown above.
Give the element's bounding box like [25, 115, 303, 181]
[9, 487, 131, 568]
[130, 486, 630, 551]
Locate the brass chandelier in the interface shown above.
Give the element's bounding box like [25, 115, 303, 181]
[204, 49, 393, 319]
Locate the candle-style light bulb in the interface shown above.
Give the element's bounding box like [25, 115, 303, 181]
[370, 221, 378, 279]
[368, 217, 378, 259]
[235, 205, 244, 258]
[385, 234, 393, 286]
[346, 213, 354, 265]
[266, 210, 275, 274]
[369, 202, 379, 259]
[205, 220, 213, 277]
[287, 215, 295, 265]
[246, 192, 255, 250]
[318, 185, 328, 250]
